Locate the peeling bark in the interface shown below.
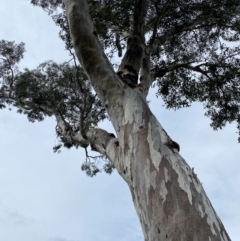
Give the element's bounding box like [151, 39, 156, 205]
[64, 0, 231, 240]
[116, 89, 231, 241]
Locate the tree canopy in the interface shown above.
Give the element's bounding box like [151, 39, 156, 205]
[1, 0, 240, 174]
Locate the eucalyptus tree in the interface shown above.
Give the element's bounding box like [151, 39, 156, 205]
[1, 0, 240, 240]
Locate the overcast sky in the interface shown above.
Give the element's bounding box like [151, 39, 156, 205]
[0, 1, 239, 241]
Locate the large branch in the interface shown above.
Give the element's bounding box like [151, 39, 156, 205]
[64, 0, 122, 104]
[86, 129, 119, 158]
[55, 113, 120, 167]
[139, 51, 152, 97]
[18, 102, 119, 163]
[149, 0, 173, 45]
[117, 0, 147, 87]
[153, 62, 212, 80]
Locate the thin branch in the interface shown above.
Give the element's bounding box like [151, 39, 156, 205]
[62, 57, 74, 65]
[85, 147, 104, 160]
[69, 49, 87, 136]
[83, 93, 97, 119]
[95, 107, 106, 120]
[182, 65, 213, 81]
[149, 13, 221, 51]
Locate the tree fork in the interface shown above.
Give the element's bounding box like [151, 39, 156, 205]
[64, 0, 232, 240]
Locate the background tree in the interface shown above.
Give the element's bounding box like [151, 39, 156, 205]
[1, 0, 240, 240]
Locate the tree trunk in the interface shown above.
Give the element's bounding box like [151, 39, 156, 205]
[64, 0, 231, 240]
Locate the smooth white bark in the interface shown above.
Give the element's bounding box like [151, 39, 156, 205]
[64, 0, 231, 240]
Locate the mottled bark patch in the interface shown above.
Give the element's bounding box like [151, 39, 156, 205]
[160, 157, 229, 241]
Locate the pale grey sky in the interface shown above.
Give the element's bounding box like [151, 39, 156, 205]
[0, 1, 239, 241]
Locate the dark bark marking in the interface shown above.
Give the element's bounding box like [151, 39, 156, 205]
[123, 64, 137, 75]
[172, 140, 180, 152]
[117, 35, 144, 87]
[126, 37, 143, 61]
[165, 140, 180, 152]
[117, 64, 139, 87]
[123, 74, 138, 87]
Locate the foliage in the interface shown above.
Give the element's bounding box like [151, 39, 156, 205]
[1, 0, 240, 176]
[0, 40, 109, 176]
[15, 61, 106, 125]
[30, 0, 240, 140]
[81, 153, 115, 177]
[0, 40, 25, 108]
